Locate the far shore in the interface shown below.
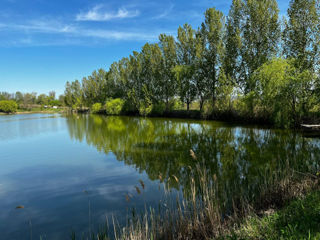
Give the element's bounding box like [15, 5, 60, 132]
[0, 110, 65, 115]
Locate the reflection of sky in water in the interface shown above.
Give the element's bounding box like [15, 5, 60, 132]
[0, 114, 164, 240]
[1, 114, 319, 240]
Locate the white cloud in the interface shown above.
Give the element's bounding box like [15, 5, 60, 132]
[0, 20, 161, 45]
[0, 20, 76, 34]
[152, 3, 174, 20]
[76, 5, 140, 21]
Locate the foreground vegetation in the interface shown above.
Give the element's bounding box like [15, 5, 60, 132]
[63, 0, 320, 128]
[230, 190, 320, 239]
[70, 164, 320, 240]
[114, 167, 319, 240]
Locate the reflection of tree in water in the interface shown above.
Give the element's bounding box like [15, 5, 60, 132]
[66, 114, 320, 211]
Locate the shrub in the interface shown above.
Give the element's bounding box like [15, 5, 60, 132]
[91, 103, 102, 113]
[139, 103, 153, 117]
[105, 98, 125, 115]
[168, 99, 184, 111]
[152, 102, 166, 115]
[0, 100, 18, 113]
[49, 100, 62, 106]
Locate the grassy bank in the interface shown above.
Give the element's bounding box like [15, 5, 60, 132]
[72, 160, 319, 240]
[226, 190, 320, 240]
[16, 107, 66, 114]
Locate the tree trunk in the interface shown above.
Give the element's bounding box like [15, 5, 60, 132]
[166, 97, 169, 112]
[200, 98, 204, 112]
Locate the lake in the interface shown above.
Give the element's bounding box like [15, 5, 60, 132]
[0, 113, 319, 239]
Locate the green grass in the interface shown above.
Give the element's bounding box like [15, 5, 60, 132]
[225, 190, 320, 240]
[17, 107, 64, 113]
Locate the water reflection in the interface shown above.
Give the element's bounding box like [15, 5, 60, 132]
[0, 114, 63, 141]
[1, 114, 320, 239]
[66, 115, 320, 211]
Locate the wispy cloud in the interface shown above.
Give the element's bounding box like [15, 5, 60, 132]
[76, 5, 140, 21]
[152, 3, 174, 20]
[4, 20, 76, 33]
[0, 20, 163, 46]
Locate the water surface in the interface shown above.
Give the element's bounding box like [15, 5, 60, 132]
[0, 114, 319, 239]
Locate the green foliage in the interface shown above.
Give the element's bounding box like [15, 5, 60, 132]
[199, 8, 225, 106]
[173, 64, 196, 110]
[49, 99, 62, 106]
[242, 0, 280, 92]
[64, 80, 83, 109]
[169, 98, 184, 111]
[82, 69, 108, 106]
[91, 103, 102, 113]
[60, 0, 320, 127]
[176, 24, 198, 110]
[251, 58, 315, 127]
[283, 0, 320, 71]
[0, 100, 18, 113]
[138, 94, 153, 117]
[105, 98, 125, 115]
[214, 69, 234, 112]
[159, 34, 177, 109]
[224, 0, 243, 84]
[151, 102, 166, 115]
[235, 191, 320, 239]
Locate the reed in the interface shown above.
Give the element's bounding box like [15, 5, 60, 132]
[71, 152, 319, 240]
[111, 160, 319, 239]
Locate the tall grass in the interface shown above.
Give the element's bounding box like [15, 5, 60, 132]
[72, 151, 319, 240]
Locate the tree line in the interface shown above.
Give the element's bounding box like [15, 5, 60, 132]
[65, 0, 319, 127]
[0, 91, 64, 112]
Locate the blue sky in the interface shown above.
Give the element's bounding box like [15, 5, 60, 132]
[0, 0, 290, 96]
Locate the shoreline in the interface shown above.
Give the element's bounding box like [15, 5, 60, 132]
[104, 168, 320, 240]
[2, 110, 320, 134]
[0, 110, 65, 115]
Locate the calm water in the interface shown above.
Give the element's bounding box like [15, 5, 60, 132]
[0, 113, 319, 239]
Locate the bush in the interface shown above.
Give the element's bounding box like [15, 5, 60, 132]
[138, 99, 153, 117]
[49, 100, 62, 106]
[105, 98, 125, 115]
[91, 103, 102, 113]
[152, 102, 166, 115]
[168, 99, 184, 111]
[0, 100, 18, 113]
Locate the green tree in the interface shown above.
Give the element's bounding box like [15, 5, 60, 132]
[108, 58, 130, 99]
[127, 51, 143, 111]
[224, 0, 244, 86]
[0, 100, 18, 113]
[176, 24, 197, 110]
[283, 0, 320, 72]
[242, 0, 280, 93]
[140, 43, 163, 104]
[159, 34, 178, 110]
[252, 58, 314, 127]
[48, 91, 56, 100]
[82, 69, 108, 105]
[199, 8, 225, 108]
[37, 94, 49, 105]
[15, 91, 24, 104]
[64, 80, 83, 109]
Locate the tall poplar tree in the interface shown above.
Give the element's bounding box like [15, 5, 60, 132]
[159, 34, 177, 110]
[283, 0, 320, 72]
[242, 0, 280, 93]
[200, 8, 225, 106]
[176, 24, 197, 111]
[224, 0, 244, 86]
